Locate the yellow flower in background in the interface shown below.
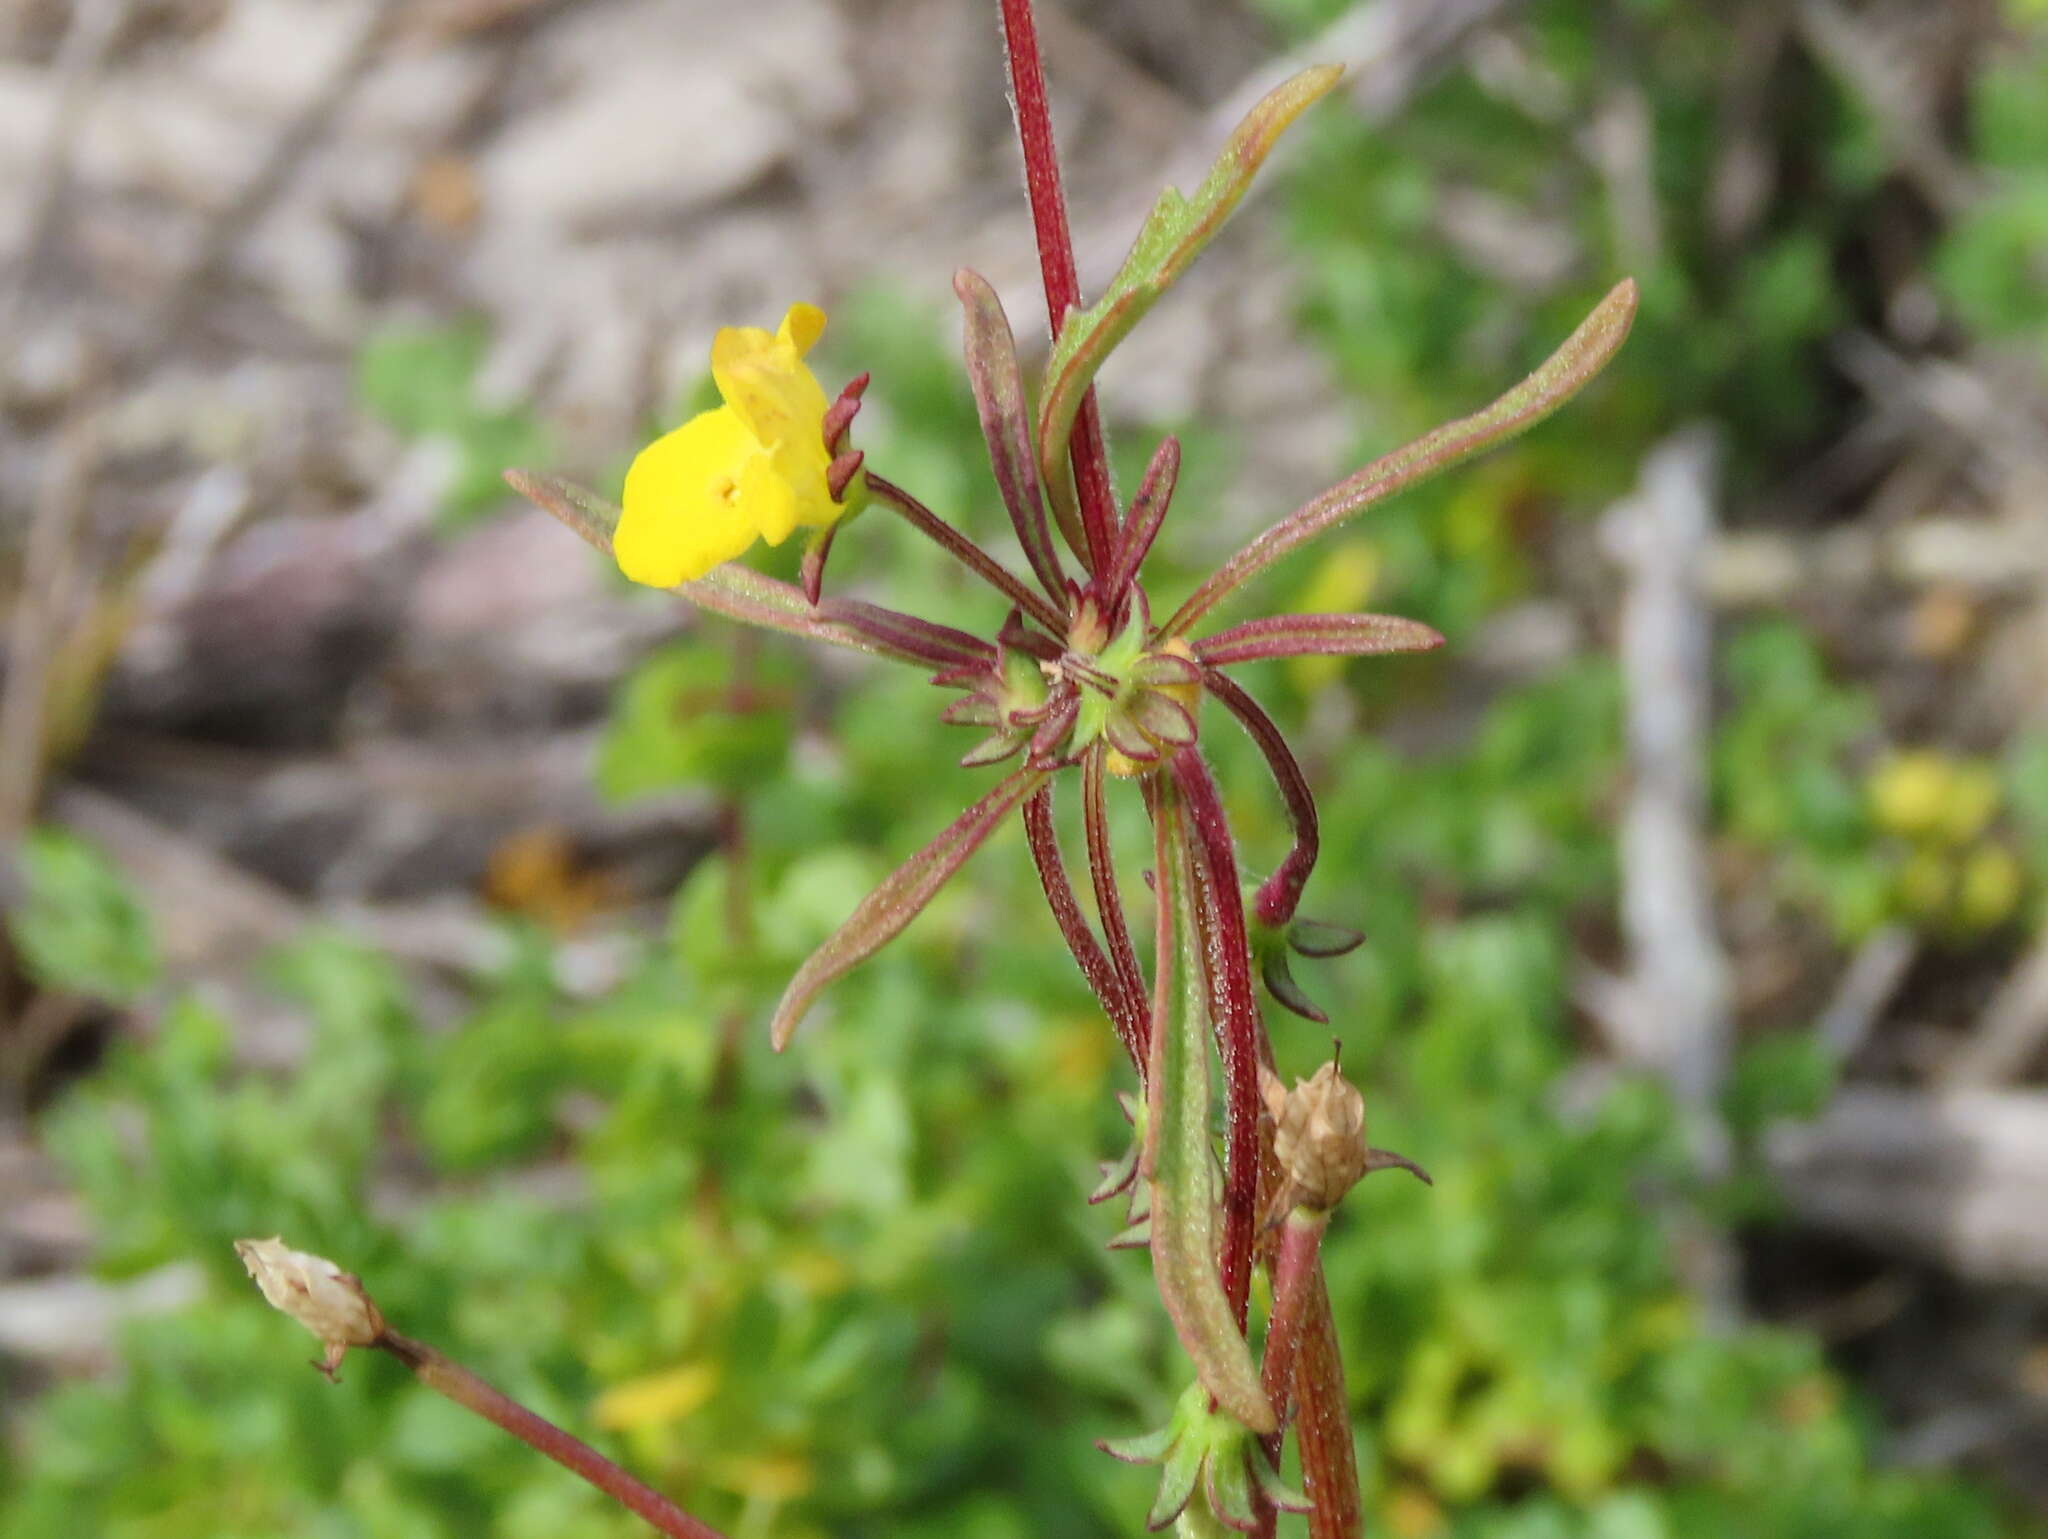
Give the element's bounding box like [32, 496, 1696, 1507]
[592, 1362, 722, 1432]
[1868, 749, 2002, 845]
[615, 303, 850, 587]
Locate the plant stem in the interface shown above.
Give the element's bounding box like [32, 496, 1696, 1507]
[378, 1331, 727, 1539]
[1291, 1274, 1364, 1539]
[1083, 747, 1150, 1054]
[995, 0, 1120, 575]
[1171, 749, 1266, 1328]
[866, 472, 1068, 634]
[1024, 780, 1148, 1069]
[1259, 1208, 1329, 1449]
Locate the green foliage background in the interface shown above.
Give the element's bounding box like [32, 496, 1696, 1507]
[5, 3, 2048, 1537]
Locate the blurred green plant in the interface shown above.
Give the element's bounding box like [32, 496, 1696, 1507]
[357, 320, 550, 527]
[6, 827, 159, 1004]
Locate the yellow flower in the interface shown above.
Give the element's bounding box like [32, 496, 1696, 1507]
[616, 303, 850, 587]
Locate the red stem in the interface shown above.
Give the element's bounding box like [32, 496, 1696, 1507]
[1170, 749, 1265, 1329]
[996, 0, 1119, 575]
[382, 1332, 726, 1539]
[866, 472, 1068, 635]
[1024, 782, 1148, 1070]
[1259, 1210, 1328, 1453]
[1083, 748, 1149, 1054]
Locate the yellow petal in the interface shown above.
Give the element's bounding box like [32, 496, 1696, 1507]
[778, 302, 826, 354]
[616, 407, 766, 587]
[712, 310, 835, 462]
[737, 450, 801, 546]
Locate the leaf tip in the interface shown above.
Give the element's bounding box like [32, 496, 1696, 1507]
[1598, 276, 1640, 342]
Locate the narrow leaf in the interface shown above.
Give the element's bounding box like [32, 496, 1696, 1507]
[1037, 67, 1343, 493]
[1260, 949, 1327, 1025]
[816, 597, 996, 672]
[1102, 436, 1181, 601]
[1205, 1445, 1260, 1533]
[504, 470, 953, 669]
[1203, 668, 1319, 929]
[1162, 278, 1639, 637]
[1195, 612, 1444, 667]
[1083, 747, 1150, 1061]
[1148, 1437, 1205, 1530]
[955, 269, 1069, 599]
[1098, 1425, 1177, 1465]
[1287, 918, 1363, 958]
[770, 767, 1046, 1048]
[1145, 798, 1277, 1435]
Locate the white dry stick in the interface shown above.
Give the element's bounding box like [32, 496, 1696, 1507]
[1816, 923, 1918, 1070]
[1767, 1088, 2048, 1286]
[1600, 428, 1739, 1323]
[1600, 429, 1735, 1132]
[1943, 941, 2048, 1090]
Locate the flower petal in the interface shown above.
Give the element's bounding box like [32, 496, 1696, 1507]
[616, 408, 766, 586]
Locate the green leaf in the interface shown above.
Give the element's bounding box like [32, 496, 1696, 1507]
[357, 322, 488, 437]
[1143, 805, 1275, 1435]
[1036, 66, 1343, 492]
[597, 640, 796, 800]
[8, 827, 158, 1001]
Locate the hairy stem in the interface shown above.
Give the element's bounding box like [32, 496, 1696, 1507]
[379, 1332, 726, 1539]
[1083, 747, 1149, 1056]
[1292, 1274, 1364, 1539]
[995, 0, 1119, 573]
[1259, 1209, 1329, 1451]
[1025, 781, 1148, 1070]
[866, 472, 1068, 635]
[1170, 750, 1265, 1329]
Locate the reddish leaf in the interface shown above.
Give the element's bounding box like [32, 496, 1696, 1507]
[1203, 669, 1319, 929]
[504, 470, 951, 670]
[955, 268, 1069, 599]
[1161, 279, 1639, 637]
[770, 767, 1046, 1048]
[1103, 436, 1181, 604]
[1195, 612, 1444, 667]
[1024, 781, 1147, 1068]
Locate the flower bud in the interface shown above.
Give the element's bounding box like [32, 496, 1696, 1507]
[1261, 1058, 1429, 1218]
[1262, 1060, 1368, 1213]
[235, 1237, 385, 1378]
